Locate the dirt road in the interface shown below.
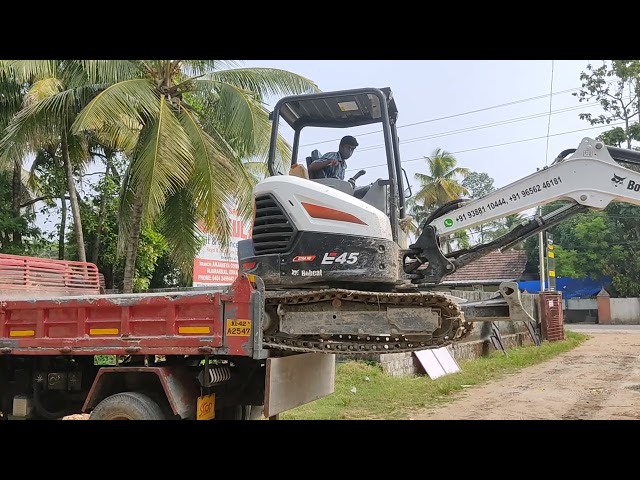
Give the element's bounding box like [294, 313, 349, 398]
[412, 326, 640, 420]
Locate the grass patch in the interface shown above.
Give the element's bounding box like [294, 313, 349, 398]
[280, 330, 589, 420]
[94, 355, 116, 365]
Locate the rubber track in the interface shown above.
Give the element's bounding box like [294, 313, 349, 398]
[262, 287, 474, 355]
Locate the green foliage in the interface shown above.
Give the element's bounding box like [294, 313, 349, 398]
[130, 228, 169, 291]
[523, 202, 640, 296]
[0, 170, 42, 254]
[565, 60, 640, 295]
[555, 215, 617, 278]
[573, 60, 640, 149]
[94, 355, 116, 365]
[412, 148, 470, 210]
[461, 171, 494, 199]
[65, 60, 319, 292]
[598, 126, 628, 148]
[405, 148, 470, 248]
[63, 158, 178, 291]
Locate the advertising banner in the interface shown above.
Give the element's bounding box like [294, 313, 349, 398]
[192, 210, 252, 287]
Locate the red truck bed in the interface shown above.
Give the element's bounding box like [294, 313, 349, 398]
[0, 274, 260, 357]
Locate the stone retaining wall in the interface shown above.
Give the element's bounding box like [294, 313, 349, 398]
[337, 290, 540, 377]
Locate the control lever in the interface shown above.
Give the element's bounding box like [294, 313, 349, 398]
[348, 169, 366, 188]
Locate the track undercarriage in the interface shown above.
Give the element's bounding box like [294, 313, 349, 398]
[255, 279, 538, 355]
[259, 284, 475, 355]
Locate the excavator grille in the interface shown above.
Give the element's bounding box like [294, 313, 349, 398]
[252, 194, 296, 254]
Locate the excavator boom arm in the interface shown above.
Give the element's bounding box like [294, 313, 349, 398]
[405, 138, 640, 285]
[431, 137, 640, 236]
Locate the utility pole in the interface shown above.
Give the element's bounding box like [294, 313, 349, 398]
[546, 232, 556, 291]
[538, 207, 546, 293]
[537, 168, 545, 293]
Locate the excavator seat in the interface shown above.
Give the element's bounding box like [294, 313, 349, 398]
[302, 150, 385, 209]
[306, 149, 326, 179]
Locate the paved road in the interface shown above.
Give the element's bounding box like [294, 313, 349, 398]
[565, 323, 640, 333]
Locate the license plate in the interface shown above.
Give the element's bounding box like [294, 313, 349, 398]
[226, 319, 251, 336]
[197, 393, 215, 420]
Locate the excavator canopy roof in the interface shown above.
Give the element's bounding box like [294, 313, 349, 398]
[270, 87, 398, 131]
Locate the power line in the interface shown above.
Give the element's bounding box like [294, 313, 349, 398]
[300, 81, 617, 149]
[545, 61, 555, 167]
[355, 102, 600, 154]
[346, 120, 625, 173]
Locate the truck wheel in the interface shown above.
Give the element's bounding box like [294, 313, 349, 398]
[89, 392, 166, 420]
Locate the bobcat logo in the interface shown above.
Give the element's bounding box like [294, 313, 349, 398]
[611, 173, 626, 187]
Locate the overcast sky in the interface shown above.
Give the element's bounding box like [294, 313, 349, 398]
[241, 59, 612, 193]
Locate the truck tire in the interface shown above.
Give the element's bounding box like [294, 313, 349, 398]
[89, 392, 166, 420]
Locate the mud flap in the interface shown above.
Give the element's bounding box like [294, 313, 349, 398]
[264, 353, 335, 418]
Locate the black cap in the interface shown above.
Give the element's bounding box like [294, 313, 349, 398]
[340, 135, 359, 148]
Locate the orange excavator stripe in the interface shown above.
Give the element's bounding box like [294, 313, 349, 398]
[302, 202, 367, 225]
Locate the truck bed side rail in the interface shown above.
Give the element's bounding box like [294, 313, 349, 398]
[0, 254, 101, 298]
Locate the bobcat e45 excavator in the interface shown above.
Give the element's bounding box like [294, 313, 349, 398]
[238, 87, 640, 355]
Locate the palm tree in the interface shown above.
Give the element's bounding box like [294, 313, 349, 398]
[413, 147, 470, 209]
[28, 147, 71, 259]
[70, 60, 320, 292]
[89, 145, 119, 265]
[408, 148, 470, 252]
[485, 212, 526, 246]
[0, 62, 33, 250]
[0, 60, 121, 263]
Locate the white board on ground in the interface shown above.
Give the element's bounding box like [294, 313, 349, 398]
[433, 347, 461, 374]
[414, 347, 461, 380]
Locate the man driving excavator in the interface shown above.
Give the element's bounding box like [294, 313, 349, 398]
[308, 135, 359, 180]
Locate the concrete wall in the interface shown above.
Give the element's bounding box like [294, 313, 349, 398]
[566, 298, 597, 310]
[564, 298, 599, 323]
[609, 298, 640, 325]
[343, 290, 540, 377]
[564, 293, 640, 326]
[372, 331, 537, 377]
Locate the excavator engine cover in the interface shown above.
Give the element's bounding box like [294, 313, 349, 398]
[238, 233, 400, 288]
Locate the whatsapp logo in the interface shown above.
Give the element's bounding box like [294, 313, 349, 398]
[444, 218, 454, 228]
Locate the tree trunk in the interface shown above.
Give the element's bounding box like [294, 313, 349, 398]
[11, 160, 22, 247]
[122, 192, 144, 293]
[92, 156, 113, 265]
[59, 196, 67, 260]
[60, 129, 87, 263]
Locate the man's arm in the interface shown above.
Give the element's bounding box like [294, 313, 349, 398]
[308, 158, 337, 171]
[309, 152, 339, 171]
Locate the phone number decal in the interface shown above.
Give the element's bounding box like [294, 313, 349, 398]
[455, 197, 508, 223]
[509, 176, 562, 203]
[453, 176, 563, 224]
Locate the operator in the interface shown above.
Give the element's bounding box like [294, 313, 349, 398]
[308, 135, 359, 180]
